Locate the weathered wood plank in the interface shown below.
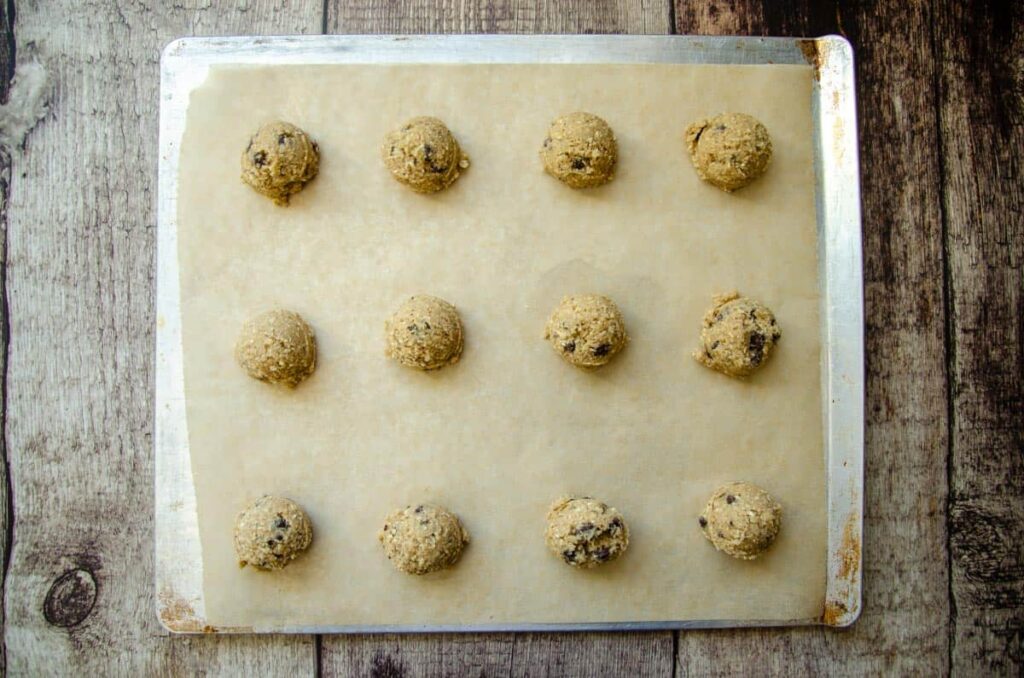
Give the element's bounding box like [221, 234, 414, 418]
[322, 634, 514, 677]
[320, 631, 678, 678]
[510, 632, 673, 678]
[936, 2, 1024, 674]
[321, 2, 674, 676]
[674, 2, 951, 674]
[0, 1, 12, 673]
[673, 0, 835, 36]
[1, 1, 322, 674]
[0, 0, 12, 103]
[0, 147, 8, 678]
[327, 0, 671, 34]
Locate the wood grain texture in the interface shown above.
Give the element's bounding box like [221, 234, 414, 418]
[936, 1, 1024, 673]
[1, 1, 322, 674]
[321, 2, 673, 677]
[0, 0, 12, 104]
[0, 5, 10, 673]
[0, 3, 13, 673]
[509, 632, 673, 678]
[0, 142, 8, 677]
[322, 634, 514, 677]
[673, 0, 836, 36]
[321, 631, 674, 678]
[327, 0, 671, 34]
[675, 1, 951, 674]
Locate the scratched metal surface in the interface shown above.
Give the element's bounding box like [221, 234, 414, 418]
[154, 34, 863, 633]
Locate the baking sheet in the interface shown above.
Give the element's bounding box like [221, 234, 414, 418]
[155, 35, 864, 633]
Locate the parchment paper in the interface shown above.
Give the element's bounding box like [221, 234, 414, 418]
[177, 63, 824, 627]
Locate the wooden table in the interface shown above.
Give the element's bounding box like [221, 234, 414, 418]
[0, 1, 1019, 675]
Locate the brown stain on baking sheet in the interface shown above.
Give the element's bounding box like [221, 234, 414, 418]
[798, 39, 822, 80]
[158, 588, 217, 633]
[821, 599, 849, 626]
[821, 513, 861, 626]
[837, 513, 861, 581]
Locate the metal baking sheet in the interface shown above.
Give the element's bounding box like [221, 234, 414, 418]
[155, 34, 863, 633]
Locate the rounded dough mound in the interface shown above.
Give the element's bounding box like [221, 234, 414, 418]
[693, 292, 781, 378]
[699, 482, 781, 560]
[378, 504, 470, 575]
[684, 112, 772, 192]
[233, 495, 313, 570]
[385, 295, 464, 370]
[240, 121, 320, 205]
[544, 294, 627, 369]
[545, 496, 630, 568]
[540, 112, 618, 189]
[382, 116, 470, 193]
[235, 309, 317, 387]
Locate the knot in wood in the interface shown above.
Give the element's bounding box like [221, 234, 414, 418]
[43, 567, 97, 628]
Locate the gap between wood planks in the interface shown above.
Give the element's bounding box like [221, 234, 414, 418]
[0, 1, 17, 673]
[932, 1, 958, 668]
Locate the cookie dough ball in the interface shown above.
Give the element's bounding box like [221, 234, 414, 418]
[545, 496, 629, 568]
[699, 482, 781, 560]
[235, 309, 317, 387]
[378, 504, 470, 575]
[540, 112, 618, 189]
[385, 295, 464, 370]
[241, 121, 320, 205]
[234, 495, 313, 570]
[693, 292, 781, 378]
[684, 113, 772, 192]
[544, 294, 627, 369]
[382, 117, 470, 193]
